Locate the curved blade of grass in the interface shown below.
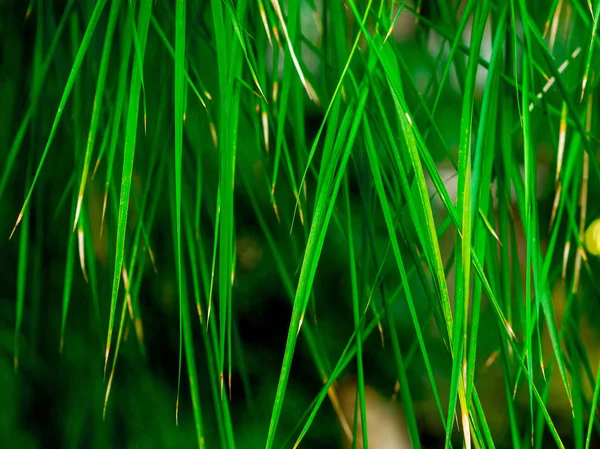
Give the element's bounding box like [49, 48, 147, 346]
[367, 83, 449, 346]
[83, 201, 102, 344]
[361, 8, 566, 446]
[290, 272, 434, 448]
[60, 184, 78, 353]
[0, 0, 75, 204]
[384, 47, 457, 171]
[524, 1, 573, 419]
[99, 20, 133, 235]
[60, 11, 85, 353]
[170, 134, 207, 449]
[344, 6, 490, 447]
[10, 0, 108, 240]
[363, 114, 440, 449]
[265, 70, 367, 449]
[104, 137, 166, 415]
[470, 241, 566, 448]
[268, 0, 305, 219]
[183, 205, 232, 446]
[225, 0, 250, 403]
[241, 167, 364, 439]
[528, 23, 600, 181]
[585, 359, 600, 449]
[219, 87, 240, 398]
[127, 0, 148, 136]
[189, 180, 237, 448]
[289, 70, 308, 227]
[435, 0, 468, 94]
[491, 258, 522, 449]
[286, 209, 488, 447]
[398, 3, 520, 94]
[472, 256, 566, 449]
[104, 0, 152, 375]
[13, 157, 32, 372]
[77, 210, 88, 282]
[570, 333, 584, 449]
[268, 0, 311, 100]
[357, 50, 448, 425]
[149, 17, 216, 135]
[209, 0, 232, 398]
[581, 0, 600, 100]
[206, 189, 220, 329]
[289, 307, 386, 448]
[223, 0, 266, 101]
[173, 0, 193, 433]
[28, 21, 45, 352]
[117, 90, 168, 354]
[90, 107, 112, 180]
[180, 264, 206, 447]
[184, 200, 204, 322]
[465, 0, 506, 418]
[368, 22, 457, 347]
[294, 0, 373, 207]
[428, 0, 476, 129]
[471, 392, 494, 448]
[103, 267, 132, 419]
[343, 176, 368, 449]
[151, 10, 215, 109]
[358, 12, 532, 446]
[72, 0, 121, 232]
[518, 7, 538, 440]
[446, 3, 487, 447]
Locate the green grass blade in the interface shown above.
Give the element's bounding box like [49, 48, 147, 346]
[295, 0, 372, 202]
[446, 3, 487, 447]
[60, 184, 78, 353]
[581, 0, 600, 100]
[465, 2, 506, 426]
[10, 0, 108, 239]
[209, 0, 231, 398]
[149, 17, 216, 136]
[72, 0, 121, 232]
[13, 157, 32, 372]
[173, 0, 192, 435]
[585, 360, 600, 449]
[363, 114, 435, 449]
[83, 201, 102, 345]
[99, 19, 133, 234]
[104, 0, 152, 375]
[223, 0, 266, 101]
[266, 63, 369, 448]
[528, 23, 600, 181]
[180, 267, 206, 448]
[127, 0, 148, 135]
[267, 0, 312, 100]
[0, 0, 75, 203]
[343, 176, 368, 449]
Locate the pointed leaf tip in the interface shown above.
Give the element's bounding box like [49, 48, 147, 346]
[73, 195, 84, 233]
[9, 213, 23, 240]
[78, 228, 89, 282]
[104, 344, 110, 379]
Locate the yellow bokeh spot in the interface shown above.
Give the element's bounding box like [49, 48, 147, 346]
[584, 218, 600, 256]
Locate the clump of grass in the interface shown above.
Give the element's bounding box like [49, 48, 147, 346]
[2, 1, 600, 448]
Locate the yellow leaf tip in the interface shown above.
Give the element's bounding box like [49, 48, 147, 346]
[104, 345, 110, 379]
[581, 76, 588, 101]
[9, 213, 23, 240]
